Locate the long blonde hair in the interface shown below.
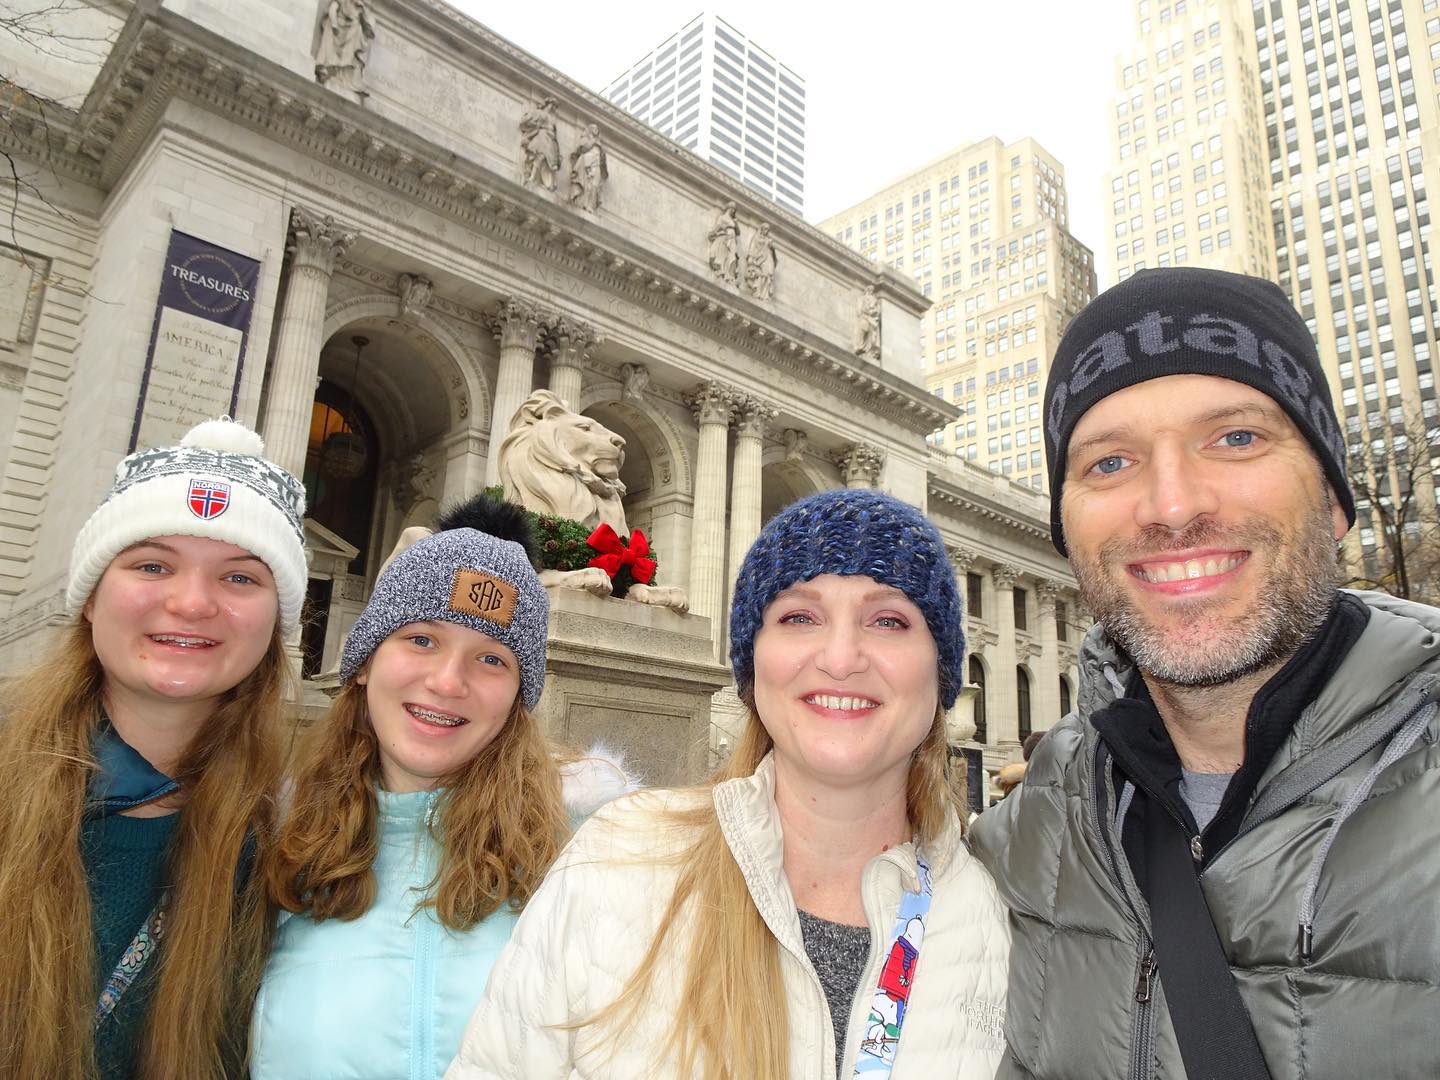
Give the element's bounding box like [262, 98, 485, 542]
[266, 678, 570, 930]
[0, 619, 287, 1080]
[584, 694, 960, 1079]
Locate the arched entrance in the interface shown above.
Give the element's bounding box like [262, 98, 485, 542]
[299, 308, 485, 677]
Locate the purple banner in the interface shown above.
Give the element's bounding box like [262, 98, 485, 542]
[129, 230, 261, 451]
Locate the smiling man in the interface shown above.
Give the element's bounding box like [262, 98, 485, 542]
[969, 268, 1440, 1080]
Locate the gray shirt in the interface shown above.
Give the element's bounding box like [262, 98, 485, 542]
[797, 909, 872, 1075]
[1179, 768, 1234, 832]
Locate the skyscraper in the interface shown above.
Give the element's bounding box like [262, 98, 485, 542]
[1105, 0, 1440, 587]
[820, 137, 1096, 493]
[601, 13, 805, 215]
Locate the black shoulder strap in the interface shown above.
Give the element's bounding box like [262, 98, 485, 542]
[1142, 800, 1272, 1079]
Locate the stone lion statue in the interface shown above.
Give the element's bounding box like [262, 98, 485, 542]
[497, 390, 687, 613]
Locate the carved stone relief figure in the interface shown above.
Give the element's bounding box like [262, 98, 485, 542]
[854, 284, 881, 361]
[782, 428, 809, 461]
[396, 272, 433, 321]
[394, 452, 436, 515]
[620, 362, 650, 402]
[314, 0, 375, 97]
[567, 124, 608, 212]
[706, 201, 740, 285]
[743, 222, 777, 300]
[497, 390, 687, 612]
[519, 97, 560, 191]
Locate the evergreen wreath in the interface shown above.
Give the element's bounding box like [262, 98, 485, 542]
[482, 487, 660, 599]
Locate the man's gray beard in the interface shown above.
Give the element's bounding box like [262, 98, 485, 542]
[1069, 501, 1338, 688]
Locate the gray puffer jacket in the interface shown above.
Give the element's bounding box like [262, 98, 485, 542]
[970, 591, 1440, 1080]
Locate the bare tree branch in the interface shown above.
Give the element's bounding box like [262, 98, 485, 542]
[1343, 408, 1440, 603]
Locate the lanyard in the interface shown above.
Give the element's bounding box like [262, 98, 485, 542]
[94, 895, 168, 1030]
[853, 852, 933, 1077]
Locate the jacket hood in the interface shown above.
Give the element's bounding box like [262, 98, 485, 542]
[560, 743, 643, 819]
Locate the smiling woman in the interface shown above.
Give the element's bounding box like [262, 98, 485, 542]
[447, 489, 1011, 1080]
[0, 419, 308, 1080]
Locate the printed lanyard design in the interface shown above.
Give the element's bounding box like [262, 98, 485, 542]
[854, 852, 933, 1076]
[95, 897, 168, 1029]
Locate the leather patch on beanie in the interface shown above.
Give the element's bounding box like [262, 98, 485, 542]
[449, 569, 518, 627]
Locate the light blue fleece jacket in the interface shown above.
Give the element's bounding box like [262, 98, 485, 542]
[250, 750, 639, 1080]
[250, 788, 517, 1080]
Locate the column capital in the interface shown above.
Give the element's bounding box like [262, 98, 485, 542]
[1035, 579, 1063, 611]
[544, 316, 600, 381]
[545, 315, 600, 356]
[947, 544, 978, 573]
[733, 395, 777, 439]
[836, 442, 885, 486]
[487, 296, 551, 352]
[288, 206, 355, 274]
[686, 380, 738, 427]
[991, 563, 1022, 590]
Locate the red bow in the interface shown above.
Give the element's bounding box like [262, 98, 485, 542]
[586, 523, 656, 584]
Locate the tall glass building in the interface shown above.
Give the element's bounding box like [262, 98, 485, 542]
[601, 13, 805, 215]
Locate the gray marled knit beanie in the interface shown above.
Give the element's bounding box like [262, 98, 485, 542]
[339, 496, 549, 708]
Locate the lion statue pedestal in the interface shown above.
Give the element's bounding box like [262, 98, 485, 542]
[498, 390, 687, 612]
[536, 588, 731, 786]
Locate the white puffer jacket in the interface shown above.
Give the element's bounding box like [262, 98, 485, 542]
[446, 753, 1010, 1079]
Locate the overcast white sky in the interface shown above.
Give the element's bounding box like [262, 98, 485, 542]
[452, 1, 1136, 286]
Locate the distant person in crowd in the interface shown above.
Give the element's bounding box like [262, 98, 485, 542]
[0, 419, 307, 1080]
[1020, 731, 1044, 762]
[971, 267, 1440, 1079]
[251, 493, 635, 1080]
[447, 489, 1009, 1080]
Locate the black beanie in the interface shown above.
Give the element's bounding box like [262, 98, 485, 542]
[1043, 267, 1354, 555]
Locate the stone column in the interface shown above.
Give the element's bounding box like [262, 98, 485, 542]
[485, 297, 548, 488]
[728, 396, 776, 586]
[1035, 579, 1063, 730]
[989, 564, 1022, 746]
[724, 396, 776, 654]
[686, 381, 736, 657]
[837, 443, 885, 489]
[546, 316, 599, 410]
[263, 207, 356, 479]
[946, 543, 979, 740]
[948, 544, 976, 606]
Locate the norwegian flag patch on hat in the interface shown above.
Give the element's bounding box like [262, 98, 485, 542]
[187, 479, 231, 520]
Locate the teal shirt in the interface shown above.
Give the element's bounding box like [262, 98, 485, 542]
[251, 788, 522, 1080]
[81, 811, 178, 1080]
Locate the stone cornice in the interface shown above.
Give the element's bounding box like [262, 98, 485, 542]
[927, 463, 1051, 544]
[42, 10, 951, 435]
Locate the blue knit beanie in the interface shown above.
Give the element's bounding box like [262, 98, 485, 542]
[729, 489, 964, 709]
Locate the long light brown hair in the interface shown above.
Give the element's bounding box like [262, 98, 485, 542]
[582, 693, 960, 1079]
[266, 676, 569, 930]
[0, 618, 287, 1080]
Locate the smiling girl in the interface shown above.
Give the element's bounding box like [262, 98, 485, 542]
[251, 494, 635, 1080]
[0, 419, 308, 1080]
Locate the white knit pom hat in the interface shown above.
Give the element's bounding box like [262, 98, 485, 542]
[67, 419, 309, 632]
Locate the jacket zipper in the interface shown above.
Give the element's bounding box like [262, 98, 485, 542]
[411, 791, 441, 1080]
[1091, 740, 1157, 1080]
